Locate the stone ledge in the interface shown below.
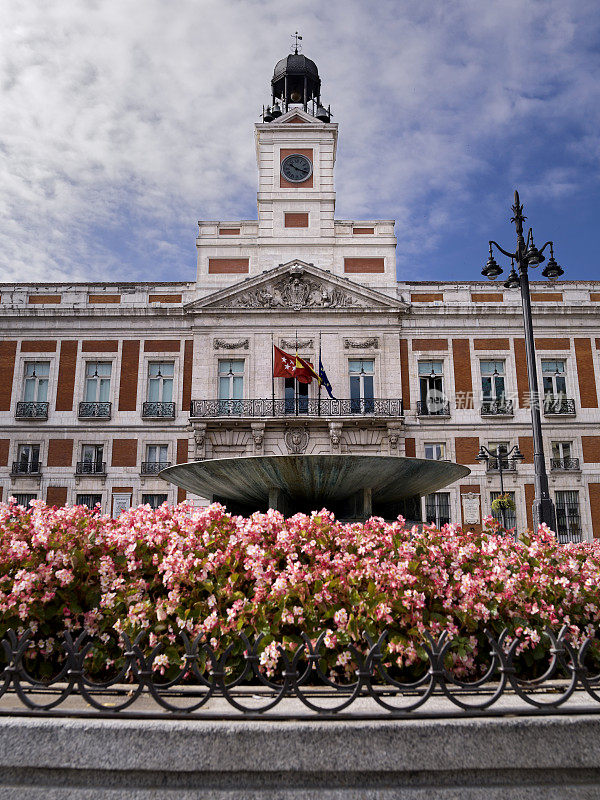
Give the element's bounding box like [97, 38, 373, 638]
[0, 715, 599, 798]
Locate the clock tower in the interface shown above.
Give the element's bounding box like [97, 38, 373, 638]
[195, 47, 397, 296]
[254, 51, 337, 254]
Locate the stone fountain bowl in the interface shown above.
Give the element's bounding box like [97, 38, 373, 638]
[160, 454, 470, 508]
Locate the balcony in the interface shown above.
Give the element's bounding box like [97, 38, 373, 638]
[481, 399, 514, 416]
[79, 402, 112, 419]
[141, 461, 172, 475]
[550, 457, 580, 471]
[486, 458, 517, 473]
[11, 462, 41, 477]
[75, 461, 107, 476]
[190, 398, 403, 418]
[543, 398, 575, 416]
[416, 400, 450, 417]
[15, 402, 49, 420]
[142, 402, 176, 419]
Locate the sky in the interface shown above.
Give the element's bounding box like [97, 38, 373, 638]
[1, 0, 599, 285]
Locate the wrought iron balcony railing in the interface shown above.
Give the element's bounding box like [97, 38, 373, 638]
[550, 457, 580, 471]
[15, 401, 49, 420]
[78, 402, 112, 419]
[75, 461, 107, 476]
[190, 398, 404, 418]
[416, 400, 451, 417]
[481, 399, 514, 416]
[543, 397, 575, 415]
[486, 458, 517, 472]
[11, 461, 41, 476]
[141, 461, 172, 475]
[142, 401, 176, 418]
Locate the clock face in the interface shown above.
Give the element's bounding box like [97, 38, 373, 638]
[281, 153, 313, 183]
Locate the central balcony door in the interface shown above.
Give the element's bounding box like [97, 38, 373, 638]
[349, 359, 374, 414]
[218, 360, 244, 414]
[285, 377, 309, 414]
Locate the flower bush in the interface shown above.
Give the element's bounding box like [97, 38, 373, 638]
[1, 497, 599, 680]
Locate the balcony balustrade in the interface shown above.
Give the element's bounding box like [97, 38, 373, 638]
[75, 461, 107, 476]
[141, 461, 172, 475]
[543, 397, 575, 415]
[190, 398, 403, 418]
[481, 399, 514, 416]
[550, 458, 580, 471]
[486, 457, 517, 473]
[15, 402, 49, 420]
[78, 402, 112, 419]
[11, 462, 41, 476]
[416, 400, 451, 417]
[142, 402, 176, 419]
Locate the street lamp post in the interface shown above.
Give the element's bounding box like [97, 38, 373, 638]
[482, 191, 564, 532]
[477, 444, 524, 530]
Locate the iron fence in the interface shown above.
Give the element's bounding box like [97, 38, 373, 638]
[142, 402, 176, 418]
[75, 461, 106, 476]
[15, 402, 49, 419]
[10, 462, 41, 476]
[190, 398, 403, 418]
[141, 461, 172, 475]
[1, 625, 599, 720]
[78, 402, 112, 419]
[551, 458, 580, 471]
[480, 399, 514, 416]
[416, 400, 451, 417]
[543, 398, 576, 415]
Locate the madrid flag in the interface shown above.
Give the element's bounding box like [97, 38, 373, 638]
[273, 346, 297, 378]
[273, 346, 317, 384]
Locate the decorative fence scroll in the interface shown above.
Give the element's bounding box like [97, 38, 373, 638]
[1, 625, 600, 719]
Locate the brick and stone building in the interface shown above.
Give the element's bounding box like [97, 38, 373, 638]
[1, 51, 599, 540]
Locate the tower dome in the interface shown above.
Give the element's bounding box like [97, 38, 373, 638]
[262, 39, 330, 120]
[271, 53, 321, 111]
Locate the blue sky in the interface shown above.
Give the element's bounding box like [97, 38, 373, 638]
[1, 0, 599, 284]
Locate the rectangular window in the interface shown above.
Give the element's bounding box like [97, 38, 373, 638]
[542, 360, 567, 399]
[80, 444, 104, 474]
[147, 362, 174, 402]
[480, 360, 505, 400]
[146, 444, 168, 464]
[16, 444, 40, 473]
[82, 444, 104, 463]
[349, 359, 374, 413]
[552, 441, 572, 460]
[142, 493, 168, 509]
[555, 490, 582, 543]
[218, 359, 244, 413]
[418, 360, 445, 415]
[424, 443, 445, 460]
[425, 492, 451, 527]
[23, 361, 50, 402]
[490, 490, 517, 530]
[76, 494, 102, 509]
[84, 361, 112, 402]
[14, 493, 37, 506]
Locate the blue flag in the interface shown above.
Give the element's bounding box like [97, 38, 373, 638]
[319, 358, 336, 399]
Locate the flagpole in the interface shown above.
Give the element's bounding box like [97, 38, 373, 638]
[295, 329, 298, 416]
[271, 332, 275, 416]
[318, 330, 322, 416]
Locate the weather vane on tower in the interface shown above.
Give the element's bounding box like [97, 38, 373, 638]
[292, 31, 302, 54]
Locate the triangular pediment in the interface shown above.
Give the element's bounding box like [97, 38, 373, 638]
[185, 261, 408, 313]
[275, 108, 322, 125]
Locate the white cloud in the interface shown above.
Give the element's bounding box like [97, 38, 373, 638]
[0, 0, 598, 283]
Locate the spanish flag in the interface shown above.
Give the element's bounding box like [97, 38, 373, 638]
[294, 355, 319, 384]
